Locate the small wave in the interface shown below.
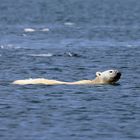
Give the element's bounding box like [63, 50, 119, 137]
[27, 52, 80, 58]
[64, 52, 81, 57]
[41, 28, 50, 32]
[64, 22, 75, 26]
[0, 44, 21, 49]
[126, 44, 137, 48]
[24, 27, 49, 32]
[27, 53, 53, 57]
[0, 45, 4, 49]
[24, 28, 36, 32]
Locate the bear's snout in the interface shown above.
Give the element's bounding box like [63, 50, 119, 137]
[114, 71, 121, 81]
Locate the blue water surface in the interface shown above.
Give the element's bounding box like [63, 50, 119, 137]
[0, 0, 140, 140]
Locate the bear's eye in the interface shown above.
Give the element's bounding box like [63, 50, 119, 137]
[109, 71, 113, 73]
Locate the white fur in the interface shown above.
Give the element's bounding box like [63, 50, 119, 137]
[96, 69, 121, 84]
[12, 69, 121, 85]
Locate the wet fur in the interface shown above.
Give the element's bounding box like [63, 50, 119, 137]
[12, 69, 121, 85]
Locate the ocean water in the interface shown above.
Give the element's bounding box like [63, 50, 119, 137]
[0, 0, 140, 140]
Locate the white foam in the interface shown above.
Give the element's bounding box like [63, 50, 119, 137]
[0, 44, 21, 49]
[64, 22, 75, 26]
[22, 34, 27, 36]
[126, 44, 133, 48]
[0, 45, 4, 49]
[24, 28, 36, 32]
[28, 53, 53, 57]
[41, 28, 50, 32]
[67, 52, 73, 57]
[24, 27, 49, 32]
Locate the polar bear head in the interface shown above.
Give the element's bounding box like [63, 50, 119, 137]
[96, 69, 121, 84]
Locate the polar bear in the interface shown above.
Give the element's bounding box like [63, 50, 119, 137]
[12, 69, 121, 85]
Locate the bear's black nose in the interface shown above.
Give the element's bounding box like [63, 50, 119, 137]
[117, 72, 121, 79]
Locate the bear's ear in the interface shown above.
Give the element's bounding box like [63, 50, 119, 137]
[96, 72, 102, 77]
